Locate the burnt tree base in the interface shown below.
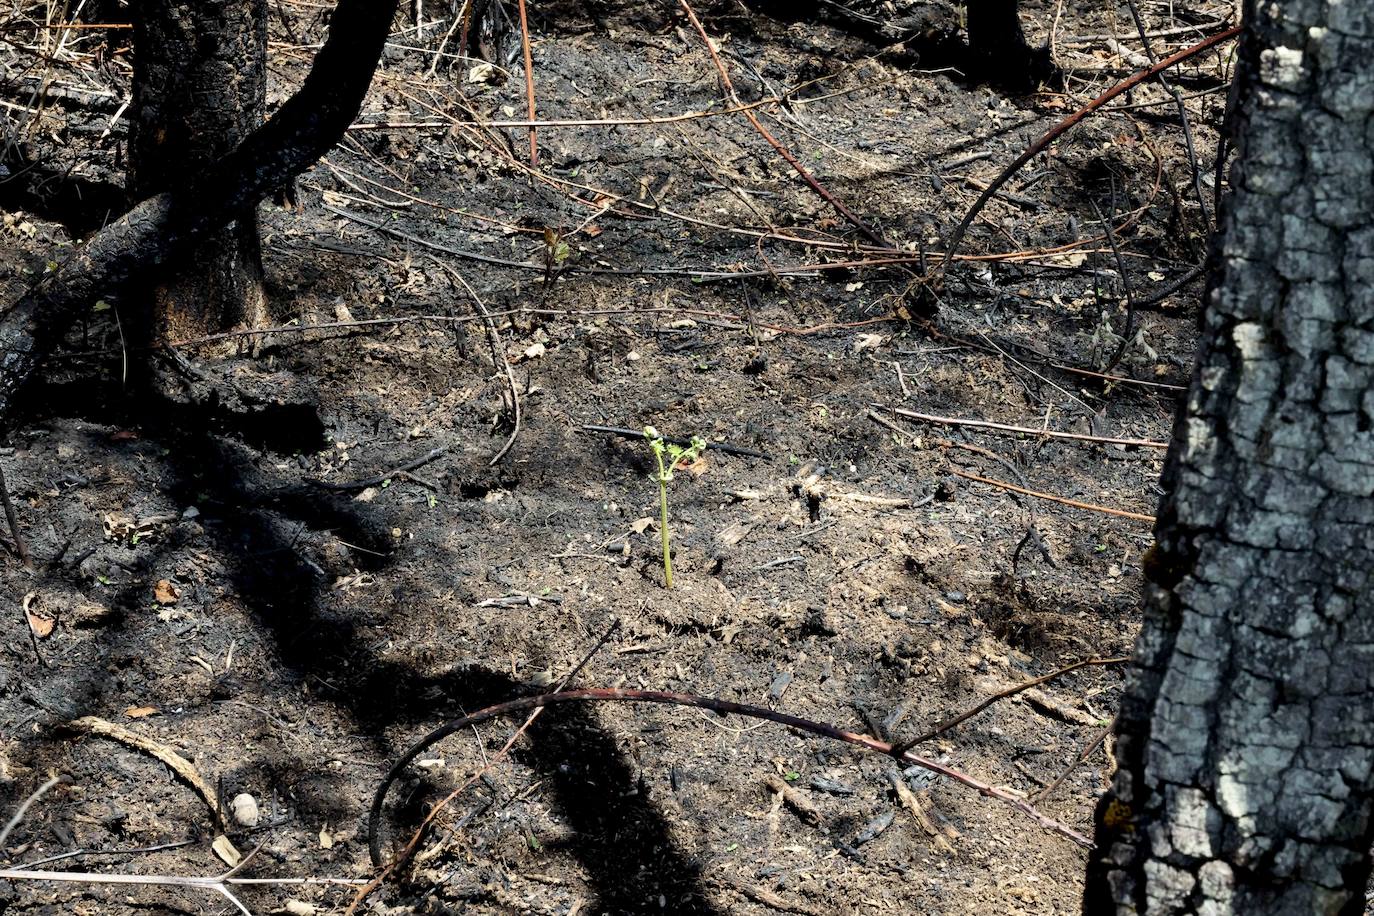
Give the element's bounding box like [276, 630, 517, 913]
[742, 0, 1056, 90]
[0, 0, 402, 429]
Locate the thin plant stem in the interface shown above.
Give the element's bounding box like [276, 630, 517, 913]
[659, 474, 673, 588]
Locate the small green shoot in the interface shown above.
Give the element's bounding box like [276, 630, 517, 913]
[644, 426, 707, 589]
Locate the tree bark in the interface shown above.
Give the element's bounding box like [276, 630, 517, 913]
[0, 0, 400, 428]
[1086, 2, 1374, 913]
[130, 0, 268, 343]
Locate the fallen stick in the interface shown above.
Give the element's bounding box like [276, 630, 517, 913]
[889, 772, 955, 853]
[949, 467, 1156, 522]
[70, 716, 227, 831]
[764, 774, 823, 826]
[347, 621, 621, 915]
[676, 0, 891, 248]
[0, 861, 364, 916]
[873, 404, 1168, 450]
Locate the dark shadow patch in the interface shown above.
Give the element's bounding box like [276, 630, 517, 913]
[128, 384, 724, 915]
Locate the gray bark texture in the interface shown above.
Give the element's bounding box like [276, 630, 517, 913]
[130, 0, 269, 342]
[0, 0, 400, 428]
[1085, 2, 1374, 914]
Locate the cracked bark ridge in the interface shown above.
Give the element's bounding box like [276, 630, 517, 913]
[130, 0, 269, 343]
[0, 0, 400, 429]
[1086, 2, 1374, 913]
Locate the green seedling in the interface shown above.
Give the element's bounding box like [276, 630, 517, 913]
[644, 426, 707, 589]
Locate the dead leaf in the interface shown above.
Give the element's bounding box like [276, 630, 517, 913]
[319, 824, 335, 849]
[854, 333, 887, 353]
[1044, 251, 1088, 268]
[212, 834, 241, 867]
[153, 579, 180, 605]
[630, 517, 654, 535]
[22, 591, 54, 639]
[522, 342, 546, 361]
[124, 706, 159, 719]
[679, 455, 709, 477]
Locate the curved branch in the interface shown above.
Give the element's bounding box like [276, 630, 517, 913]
[940, 25, 1240, 269]
[368, 686, 1094, 868]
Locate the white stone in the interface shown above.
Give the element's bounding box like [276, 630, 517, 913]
[231, 792, 260, 828]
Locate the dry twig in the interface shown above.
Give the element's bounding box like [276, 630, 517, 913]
[69, 716, 228, 831]
[349, 620, 621, 914]
[949, 467, 1156, 523]
[676, 0, 890, 248]
[873, 405, 1167, 450]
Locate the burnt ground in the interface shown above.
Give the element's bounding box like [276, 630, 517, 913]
[0, 2, 1235, 914]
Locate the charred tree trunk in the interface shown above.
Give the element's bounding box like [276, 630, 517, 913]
[0, 0, 400, 426]
[1086, 2, 1374, 913]
[129, 0, 268, 343]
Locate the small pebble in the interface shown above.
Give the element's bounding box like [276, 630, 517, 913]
[230, 793, 260, 828]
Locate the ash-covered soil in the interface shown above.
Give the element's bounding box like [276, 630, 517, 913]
[0, 2, 1234, 913]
